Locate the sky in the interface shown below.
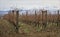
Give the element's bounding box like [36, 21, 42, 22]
[0, 0, 60, 11]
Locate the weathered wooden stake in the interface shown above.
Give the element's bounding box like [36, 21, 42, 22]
[26, 11, 28, 24]
[35, 10, 37, 26]
[42, 10, 47, 28]
[16, 10, 19, 33]
[57, 10, 59, 26]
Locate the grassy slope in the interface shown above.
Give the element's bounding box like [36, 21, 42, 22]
[0, 19, 60, 37]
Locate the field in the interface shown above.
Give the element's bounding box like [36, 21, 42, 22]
[0, 10, 60, 37]
[0, 19, 60, 37]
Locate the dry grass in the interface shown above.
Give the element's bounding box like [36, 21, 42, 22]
[0, 19, 60, 37]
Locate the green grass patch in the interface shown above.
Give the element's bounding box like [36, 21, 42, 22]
[19, 22, 31, 33]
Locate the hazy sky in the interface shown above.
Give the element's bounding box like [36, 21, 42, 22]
[0, 0, 60, 11]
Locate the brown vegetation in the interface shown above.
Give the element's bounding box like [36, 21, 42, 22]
[1, 9, 60, 37]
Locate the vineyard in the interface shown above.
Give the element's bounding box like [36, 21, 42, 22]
[0, 9, 60, 37]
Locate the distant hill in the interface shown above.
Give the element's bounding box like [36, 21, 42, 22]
[0, 11, 8, 16]
[0, 9, 60, 16]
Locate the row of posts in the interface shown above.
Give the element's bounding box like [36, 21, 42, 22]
[7, 9, 60, 33]
[21, 10, 60, 27]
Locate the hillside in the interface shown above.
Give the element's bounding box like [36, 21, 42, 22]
[0, 19, 60, 37]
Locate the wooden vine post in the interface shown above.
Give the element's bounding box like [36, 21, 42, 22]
[57, 10, 59, 26]
[26, 11, 28, 24]
[8, 11, 11, 21]
[42, 10, 47, 28]
[16, 10, 19, 33]
[35, 10, 37, 26]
